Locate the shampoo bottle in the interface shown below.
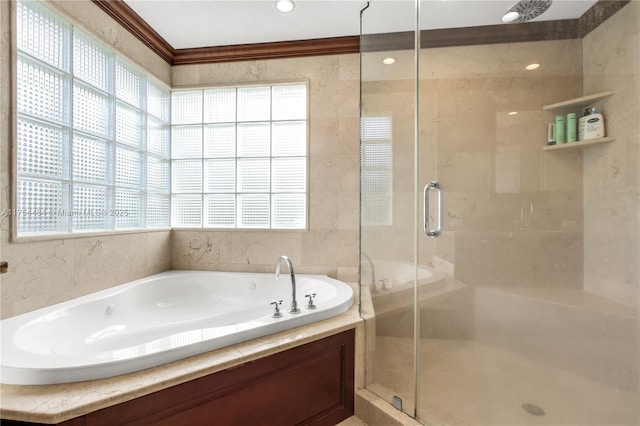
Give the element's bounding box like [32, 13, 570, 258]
[555, 114, 566, 144]
[566, 113, 577, 142]
[578, 107, 605, 140]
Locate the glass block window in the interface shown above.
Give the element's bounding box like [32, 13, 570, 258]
[171, 84, 308, 229]
[361, 115, 393, 226]
[15, 0, 170, 236]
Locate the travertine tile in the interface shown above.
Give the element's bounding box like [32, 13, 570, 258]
[583, 1, 640, 307]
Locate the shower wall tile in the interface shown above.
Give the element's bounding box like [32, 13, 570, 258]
[540, 149, 583, 192]
[420, 40, 583, 82]
[0, 0, 172, 319]
[171, 54, 361, 278]
[540, 75, 586, 108]
[362, 40, 582, 288]
[583, 1, 640, 308]
[496, 110, 546, 148]
[455, 231, 583, 289]
[363, 38, 585, 292]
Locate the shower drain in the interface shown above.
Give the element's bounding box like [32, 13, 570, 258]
[522, 403, 546, 416]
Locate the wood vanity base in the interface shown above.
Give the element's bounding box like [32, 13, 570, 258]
[2, 329, 355, 426]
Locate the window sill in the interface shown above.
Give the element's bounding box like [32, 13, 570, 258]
[11, 227, 172, 243]
[170, 227, 309, 233]
[9, 226, 312, 243]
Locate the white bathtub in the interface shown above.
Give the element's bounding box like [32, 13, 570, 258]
[0, 270, 354, 385]
[361, 260, 445, 294]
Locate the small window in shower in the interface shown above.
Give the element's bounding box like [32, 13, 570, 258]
[171, 83, 308, 229]
[361, 115, 392, 226]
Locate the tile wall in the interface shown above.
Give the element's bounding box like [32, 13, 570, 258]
[362, 39, 585, 290]
[583, 0, 640, 308]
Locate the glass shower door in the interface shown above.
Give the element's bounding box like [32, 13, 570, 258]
[361, 2, 638, 425]
[359, 0, 419, 417]
[415, 1, 640, 425]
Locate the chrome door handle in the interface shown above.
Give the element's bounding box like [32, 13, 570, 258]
[423, 181, 442, 238]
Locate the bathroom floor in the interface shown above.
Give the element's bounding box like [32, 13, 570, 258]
[370, 336, 639, 426]
[337, 416, 368, 426]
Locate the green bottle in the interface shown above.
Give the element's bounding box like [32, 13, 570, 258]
[567, 113, 577, 142]
[555, 115, 566, 144]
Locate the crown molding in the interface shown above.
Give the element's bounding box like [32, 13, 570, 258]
[172, 36, 360, 65]
[92, 0, 629, 65]
[92, 0, 174, 64]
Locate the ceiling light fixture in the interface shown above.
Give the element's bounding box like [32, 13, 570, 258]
[526, 63, 540, 70]
[501, 10, 520, 22]
[276, 0, 295, 13]
[382, 57, 396, 65]
[508, 111, 518, 115]
[502, 0, 553, 24]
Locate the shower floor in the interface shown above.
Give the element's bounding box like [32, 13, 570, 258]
[369, 336, 639, 426]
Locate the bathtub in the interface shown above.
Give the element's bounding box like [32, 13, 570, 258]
[361, 260, 446, 294]
[0, 270, 354, 385]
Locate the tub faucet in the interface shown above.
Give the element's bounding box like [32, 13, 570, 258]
[275, 255, 300, 314]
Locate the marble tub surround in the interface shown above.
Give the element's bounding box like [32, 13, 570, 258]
[0, 231, 172, 319]
[0, 291, 363, 424]
[171, 230, 360, 283]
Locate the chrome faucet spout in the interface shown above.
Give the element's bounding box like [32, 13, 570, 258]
[275, 255, 300, 314]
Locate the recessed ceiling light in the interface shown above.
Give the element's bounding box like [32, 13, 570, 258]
[276, 0, 295, 13]
[502, 10, 520, 23]
[382, 57, 396, 65]
[526, 63, 540, 70]
[508, 111, 518, 115]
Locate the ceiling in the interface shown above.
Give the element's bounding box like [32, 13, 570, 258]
[124, 0, 599, 50]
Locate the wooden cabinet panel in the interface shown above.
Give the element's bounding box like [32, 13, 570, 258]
[2, 330, 355, 426]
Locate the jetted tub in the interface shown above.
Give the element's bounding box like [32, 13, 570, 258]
[0, 270, 354, 385]
[361, 260, 446, 294]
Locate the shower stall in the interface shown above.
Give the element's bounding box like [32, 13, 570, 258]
[359, 1, 639, 424]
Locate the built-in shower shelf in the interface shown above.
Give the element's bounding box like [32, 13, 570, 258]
[543, 137, 615, 151]
[543, 91, 614, 111]
[543, 91, 614, 151]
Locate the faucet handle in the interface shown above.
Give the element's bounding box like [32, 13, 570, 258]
[271, 300, 283, 318]
[305, 293, 317, 310]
